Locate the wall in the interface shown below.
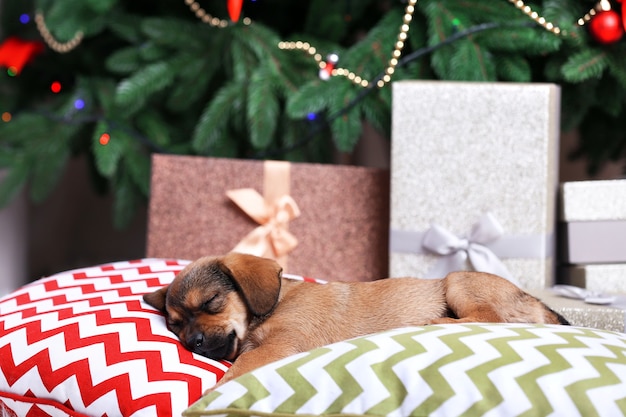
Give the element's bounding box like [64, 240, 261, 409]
[0, 170, 27, 296]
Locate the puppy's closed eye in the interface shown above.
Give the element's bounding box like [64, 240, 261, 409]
[200, 294, 219, 313]
[167, 320, 183, 332]
[200, 294, 222, 313]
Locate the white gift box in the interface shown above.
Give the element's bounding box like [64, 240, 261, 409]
[559, 179, 626, 265]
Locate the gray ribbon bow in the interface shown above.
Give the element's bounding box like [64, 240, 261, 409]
[422, 213, 519, 286]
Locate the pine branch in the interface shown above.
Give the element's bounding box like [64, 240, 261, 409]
[192, 82, 245, 154]
[449, 37, 496, 80]
[106, 11, 145, 44]
[326, 79, 362, 151]
[135, 111, 174, 149]
[30, 144, 70, 203]
[607, 46, 626, 90]
[561, 49, 608, 83]
[84, 0, 116, 14]
[495, 54, 532, 82]
[141, 17, 209, 51]
[123, 147, 151, 197]
[115, 60, 177, 115]
[106, 47, 143, 75]
[341, 9, 404, 80]
[248, 67, 280, 149]
[112, 170, 141, 230]
[92, 121, 126, 178]
[286, 78, 337, 118]
[166, 50, 222, 112]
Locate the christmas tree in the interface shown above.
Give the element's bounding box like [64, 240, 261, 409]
[1, 0, 625, 227]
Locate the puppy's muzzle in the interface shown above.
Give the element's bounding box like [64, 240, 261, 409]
[187, 330, 237, 360]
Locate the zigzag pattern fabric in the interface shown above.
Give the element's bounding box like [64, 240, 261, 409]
[0, 258, 233, 417]
[188, 324, 626, 417]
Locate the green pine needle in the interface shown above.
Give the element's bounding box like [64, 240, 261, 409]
[248, 68, 280, 149]
[561, 49, 608, 83]
[115, 61, 176, 114]
[192, 82, 245, 154]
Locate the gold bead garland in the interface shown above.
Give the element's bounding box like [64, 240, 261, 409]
[507, 0, 562, 35]
[35, 11, 84, 53]
[509, 0, 605, 33]
[33, 0, 604, 85]
[271, 0, 417, 89]
[184, 0, 252, 27]
[577, 0, 610, 27]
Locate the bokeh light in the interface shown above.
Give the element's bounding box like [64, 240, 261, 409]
[99, 133, 111, 146]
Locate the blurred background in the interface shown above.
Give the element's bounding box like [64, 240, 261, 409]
[1, 0, 625, 293]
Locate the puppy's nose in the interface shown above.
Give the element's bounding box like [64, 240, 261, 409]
[191, 333, 205, 349]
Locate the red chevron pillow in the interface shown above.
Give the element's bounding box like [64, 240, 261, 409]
[0, 258, 233, 417]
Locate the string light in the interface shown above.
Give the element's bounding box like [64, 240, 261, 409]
[1, 112, 11, 122]
[50, 81, 62, 93]
[99, 133, 111, 146]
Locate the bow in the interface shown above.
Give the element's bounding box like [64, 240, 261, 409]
[227, 188, 300, 259]
[421, 213, 519, 286]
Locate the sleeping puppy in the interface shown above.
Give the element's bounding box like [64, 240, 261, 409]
[143, 252, 568, 389]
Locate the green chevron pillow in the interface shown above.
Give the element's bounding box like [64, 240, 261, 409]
[184, 323, 626, 417]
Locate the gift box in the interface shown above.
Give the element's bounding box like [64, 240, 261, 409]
[389, 81, 561, 290]
[146, 155, 389, 282]
[559, 179, 626, 264]
[560, 264, 626, 294]
[529, 289, 626, 333]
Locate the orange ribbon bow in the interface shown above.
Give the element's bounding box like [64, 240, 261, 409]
[227, 189, 300, 260]
[226, 161, 300, 269]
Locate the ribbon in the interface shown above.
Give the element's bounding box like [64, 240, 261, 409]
[227, 161, 300, 268]
[551, 285, 616, 305]
[391, 213, 535, 287]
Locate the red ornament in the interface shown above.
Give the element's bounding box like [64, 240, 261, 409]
[589, 9, 624, 44]
[0, 37, 45, 75]
[227, 0, 244, 22]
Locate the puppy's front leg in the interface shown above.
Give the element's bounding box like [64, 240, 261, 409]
[206, 344, 296, 394]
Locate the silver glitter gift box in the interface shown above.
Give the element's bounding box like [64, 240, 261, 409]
[559, 179, 626, 264]
[529, 289, 626, 332]
[389, 81, 561, 290]
[561, 264, 626, 294]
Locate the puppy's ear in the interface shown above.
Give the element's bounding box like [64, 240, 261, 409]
[143, 286, 169, 313]
[219, 252, 282, 317]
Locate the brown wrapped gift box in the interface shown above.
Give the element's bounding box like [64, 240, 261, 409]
[147, 155, 390, 282]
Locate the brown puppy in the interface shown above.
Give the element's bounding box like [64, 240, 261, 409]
[143, 252, 568, 389]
